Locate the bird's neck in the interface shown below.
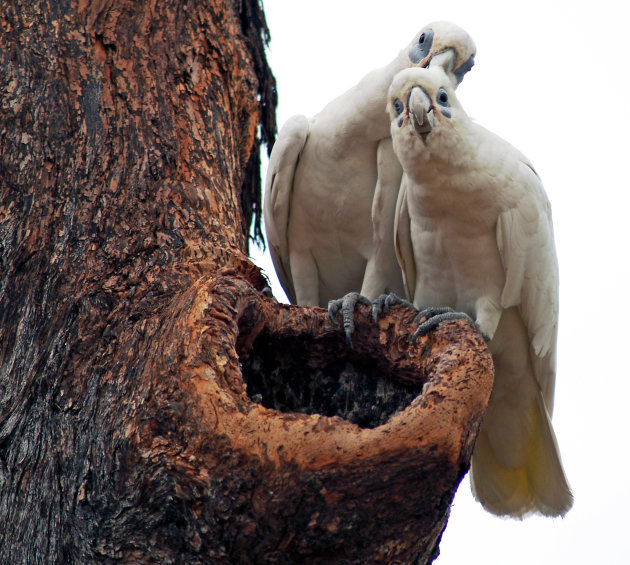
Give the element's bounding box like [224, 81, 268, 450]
[399, 124, 474, 189]
[317, 50, 411, 143]
[355, 49, 413, 123]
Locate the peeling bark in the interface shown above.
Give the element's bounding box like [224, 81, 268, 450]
[0, 1, 493, 563]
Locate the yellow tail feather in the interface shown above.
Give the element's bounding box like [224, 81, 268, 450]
[470, 392, 573, 518]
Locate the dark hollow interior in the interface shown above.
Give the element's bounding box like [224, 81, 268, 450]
[238, 330, 424, 429]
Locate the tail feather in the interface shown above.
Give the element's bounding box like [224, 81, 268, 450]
[470, 430, 536, 518]
[528, 393, 573, 516]
[470, 391, 573, 518]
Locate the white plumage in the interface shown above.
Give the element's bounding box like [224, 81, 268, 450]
[388, 66, 573, 517]
[264, 22, 476, 306]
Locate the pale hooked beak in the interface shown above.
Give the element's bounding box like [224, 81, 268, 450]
[408, 86, 434, 138]
[427, 49, 456, 74]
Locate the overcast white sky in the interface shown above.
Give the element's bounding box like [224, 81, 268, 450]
[250, 1, 630, 563]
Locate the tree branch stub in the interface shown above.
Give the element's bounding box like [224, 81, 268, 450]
[146, 267, 495, 563]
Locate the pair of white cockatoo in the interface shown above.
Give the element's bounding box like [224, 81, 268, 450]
[264, 22, 572, 518]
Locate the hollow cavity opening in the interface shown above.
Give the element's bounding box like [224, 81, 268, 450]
[238, 330, 423, 429]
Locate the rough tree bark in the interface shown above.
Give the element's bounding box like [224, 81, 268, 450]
[0, 1, 493, 564]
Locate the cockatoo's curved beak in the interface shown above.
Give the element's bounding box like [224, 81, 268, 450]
[427, 49, 455, 73]
[408, 86, 434, 137]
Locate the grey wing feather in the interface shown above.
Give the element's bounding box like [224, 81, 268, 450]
[263, 115, 310, 304]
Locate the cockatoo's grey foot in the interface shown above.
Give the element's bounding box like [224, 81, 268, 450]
[411, 306, 474, 342]
[371, 292, 416, 322]
[328, 291, 372, 347]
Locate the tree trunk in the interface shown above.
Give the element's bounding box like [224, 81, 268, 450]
[0, 1, 493, 564]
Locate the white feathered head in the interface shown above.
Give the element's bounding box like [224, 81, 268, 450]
[406, 21, 476, 87]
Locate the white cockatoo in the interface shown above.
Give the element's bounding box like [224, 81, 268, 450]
[388, 66, 573, 517]
[264, 22, 476, 307]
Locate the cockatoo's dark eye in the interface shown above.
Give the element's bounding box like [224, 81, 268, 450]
[394, 98, 404, 116]
[437, 88, 449, 107]
[436, 87, 452, 118]
[409, 28, 434, 64]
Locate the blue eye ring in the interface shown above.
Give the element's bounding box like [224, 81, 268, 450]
[409, 28, 434, 65]
[394, 98, 404, 116]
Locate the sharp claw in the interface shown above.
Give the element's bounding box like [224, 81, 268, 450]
[327, 292, 371, 347]
[371, 294, 388, 322]
[388, 294, 415, 310]
[328, 299, 341, 325]
[371, 292, 416, 322]
[418, 306, 457, 318]
[411, 307, 475, 342]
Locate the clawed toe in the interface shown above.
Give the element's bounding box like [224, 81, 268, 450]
[329, 295, 476, 347]
[371, 292, 415, 322]
[328, 292, 372, 347]
[411, 307, 474, 342]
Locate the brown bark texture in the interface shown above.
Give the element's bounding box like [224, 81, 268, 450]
[0, 1, 494, 564]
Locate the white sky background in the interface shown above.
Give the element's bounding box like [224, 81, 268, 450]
[249, 1, 630, 563]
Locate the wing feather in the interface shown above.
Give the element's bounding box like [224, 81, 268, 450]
[394, 176, 416, 301]
[263, 115, 310, 304]
[496, 162, 559, 411]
